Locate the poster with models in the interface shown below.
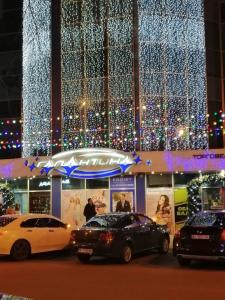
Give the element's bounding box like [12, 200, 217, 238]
[111, 191, 134, 213]
[86, 189, 110, 215]
[146, 188, 174, 234]
[61, 190, 86, 229]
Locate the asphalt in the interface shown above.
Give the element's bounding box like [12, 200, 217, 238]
[0, 251, 225, 300]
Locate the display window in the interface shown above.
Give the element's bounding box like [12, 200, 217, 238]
[29, 192, 51, 214]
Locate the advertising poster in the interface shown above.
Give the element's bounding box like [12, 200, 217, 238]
[86, 189, 110, 215]
[146, 188, 174, 234]
[111, 191, 134, 212]
[174, 187, 188, 231]
[110, 176, 135, 212]
[61, 190, 86, 229]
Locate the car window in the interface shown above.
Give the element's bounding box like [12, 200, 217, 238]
[0, 217, 17, 227]
[36, 218, 51, 228]
[138, 215, 153, 225]
[85, 215, 122, 228]
[188, 213, 219, 227]
[20, 218, 39, 228]
[121, 215, 138, 228]
[48, 218, 65, 228]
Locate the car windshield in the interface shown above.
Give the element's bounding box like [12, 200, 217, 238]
[0, 217, 17, 227]
[84, 215, 122, 228]
[187, 212, 225, 227]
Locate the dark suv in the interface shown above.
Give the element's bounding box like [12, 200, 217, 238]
[173, 211, 225, 266]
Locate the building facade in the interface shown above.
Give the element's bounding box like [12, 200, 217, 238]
[1, 0, 225, 233]
[23, 0, 208, 156]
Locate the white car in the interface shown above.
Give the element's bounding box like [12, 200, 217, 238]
[0, 214, 72, 260]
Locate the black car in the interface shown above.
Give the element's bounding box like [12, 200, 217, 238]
[173, 211, 225, 266]
[71, 213, 170, 263]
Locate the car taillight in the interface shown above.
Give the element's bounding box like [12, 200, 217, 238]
[221, 230, 225, 241]
[174, 230, 181, 239]
[99, 231, 114, 244]
[70, 231, 76, 243]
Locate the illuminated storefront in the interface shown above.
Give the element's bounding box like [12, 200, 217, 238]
[0, 148, 225, 234]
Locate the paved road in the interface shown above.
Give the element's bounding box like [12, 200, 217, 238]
[0, 251, 225, 300]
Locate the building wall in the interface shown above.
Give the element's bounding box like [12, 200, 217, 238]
[0, 0, 22, 159]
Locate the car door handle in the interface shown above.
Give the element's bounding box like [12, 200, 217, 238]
[26, 230, 32, 232]
[49, 230, 54, 232]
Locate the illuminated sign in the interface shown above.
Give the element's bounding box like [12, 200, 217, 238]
[36, 148, 137, 179]
[193, 154, 225, 159]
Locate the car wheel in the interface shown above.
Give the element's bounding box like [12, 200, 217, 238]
[77, 254, 91, 263]
[10, 240, 31, 261]
[120, 244, 132, 263]
[159, 237, 169, 254]
[177, 256, 190, 267]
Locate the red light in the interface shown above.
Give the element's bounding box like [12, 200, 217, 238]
[174, 230, 181, 238]
[99, 231, 114, 244]
[70, 231, 76, 242]
[221, 230, 225, 241]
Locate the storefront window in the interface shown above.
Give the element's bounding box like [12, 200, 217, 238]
[29, 192, 51, 214]
[201, 187, 225, 210]
[146, 174, 172, 187]
[62, 178, 85, 190]
[7, 179, 28, 190]
[174, 173, 199, 186]
[86, 178, 109, 189]
[14, 192, 29, 213]
[29, 178, 51, 191]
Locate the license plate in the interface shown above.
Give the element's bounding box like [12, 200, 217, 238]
[77, 248, 93, 255]
[191, 234, 210, 240]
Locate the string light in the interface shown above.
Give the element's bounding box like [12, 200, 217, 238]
[23, 0, 52, 157]
[22, 0, 209, 155]
[139, 0, 208, 150]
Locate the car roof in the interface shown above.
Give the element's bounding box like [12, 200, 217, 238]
[0, 214, 60, 220]
[91, 212, 142, 217]
[197, 210, 225, 215]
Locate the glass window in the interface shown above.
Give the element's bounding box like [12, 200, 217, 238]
[84, 215, 122, 228]
[36, 218, 50, 228]
[121, 215, 138, 228]
[48, 218, 65, 228]
[147, 174, 172, 187]
[174, 173, 199, 186]
[187, 212, 224, 227]
[29, 192, 50, 214]
[20, 218, 38, 228]
[62, 178, 85, 190]
[0, 216, 17, 227]
[201, 187, 224, 210]
[7, 179, 27, 190]
[138, 214, 152, 225]
[29, 178, 51, 191]
[86, 178, 109, 189]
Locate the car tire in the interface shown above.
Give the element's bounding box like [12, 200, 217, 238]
[10, 239, 31, 261]
[159, 237, 169, 254]
[177, 256, 190, 266]
[77, 254, 91, 263]
[120, 244, 132, 264]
